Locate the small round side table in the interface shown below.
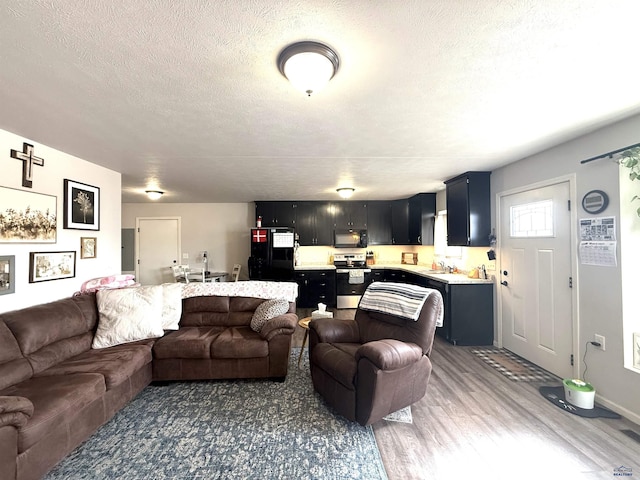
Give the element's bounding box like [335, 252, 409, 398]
[297, 316, 312, 367]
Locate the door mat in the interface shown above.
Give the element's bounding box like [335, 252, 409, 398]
[471, 348, 557, 382]
[539, 386, 621, 419]
[383, 406, 412, 424]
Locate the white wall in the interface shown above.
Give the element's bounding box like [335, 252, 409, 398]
[619, 152, 640, 372]
[491, 113, 640, 422]
[0, 128, 121, 313]
[121, 203, 252, 279]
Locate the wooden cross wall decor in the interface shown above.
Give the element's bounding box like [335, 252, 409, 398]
[10, 142, 44, 188]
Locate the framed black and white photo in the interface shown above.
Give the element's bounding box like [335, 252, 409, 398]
[0, 186, 57, 243]
[29, 251, 76, 283]
[0, 255, 15, 295]
[63, 179, 99, 230]
[80, 236, 97, 259]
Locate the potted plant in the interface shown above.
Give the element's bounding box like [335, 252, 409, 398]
[618, 146, 640, 217]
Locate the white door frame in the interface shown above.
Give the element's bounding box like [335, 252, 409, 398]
[134, 216, 182, 283]
[495, 174, 580, 377]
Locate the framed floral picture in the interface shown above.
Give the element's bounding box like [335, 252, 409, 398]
[29, 251, 76, 283]
[80, 236, 97, 259]
[63, 179, 99, 230]
[0, 186, 57, 243]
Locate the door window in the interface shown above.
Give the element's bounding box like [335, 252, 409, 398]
[510, 199, 554, 238]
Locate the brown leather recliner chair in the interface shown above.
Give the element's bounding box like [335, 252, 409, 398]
[308, 284, 442, 426]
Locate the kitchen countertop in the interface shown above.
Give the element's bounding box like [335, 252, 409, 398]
[294, 263, 494, 284]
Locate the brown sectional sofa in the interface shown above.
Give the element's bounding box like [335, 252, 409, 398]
[0, 292, 297, 480]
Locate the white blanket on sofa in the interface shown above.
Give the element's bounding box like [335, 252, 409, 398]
[181, 281, 299, 303]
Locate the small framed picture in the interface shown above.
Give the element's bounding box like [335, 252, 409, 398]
[63, 179, 100, 230]
[80, 237, 97, 259]
[634, 333, 640, 370]
[29, 251, 76, 283]
[0, 255, 15, 295]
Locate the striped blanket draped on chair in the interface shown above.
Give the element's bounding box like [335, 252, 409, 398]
[358, 281, 443, 326]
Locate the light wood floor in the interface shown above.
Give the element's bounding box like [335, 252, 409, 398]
[293, 313, 640, 480]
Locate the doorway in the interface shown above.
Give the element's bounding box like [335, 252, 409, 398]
[497, 178, 577, 379]
[135, 217, 181, 285]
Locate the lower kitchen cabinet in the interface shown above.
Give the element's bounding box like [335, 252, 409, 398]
[426, 278, 494, 346]
[369, 270, 385, 283]
[295, 270, 336, 309]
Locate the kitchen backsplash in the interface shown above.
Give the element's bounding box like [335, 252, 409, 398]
[297, 245, 496, 273]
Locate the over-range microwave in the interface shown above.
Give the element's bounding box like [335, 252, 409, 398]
[334, 229, 368, 248]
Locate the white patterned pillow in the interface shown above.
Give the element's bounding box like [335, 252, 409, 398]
[250, 299, 290, 332]
[93, 285, 165, 348]
[160, 283, 183, 330]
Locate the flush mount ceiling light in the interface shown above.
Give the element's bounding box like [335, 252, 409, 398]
[278, 41, 339, 96]
[145, 190, 164, 200]
[337, 187, 355, 199]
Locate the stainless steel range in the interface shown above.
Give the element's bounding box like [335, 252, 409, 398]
[333, 253, 372, 309]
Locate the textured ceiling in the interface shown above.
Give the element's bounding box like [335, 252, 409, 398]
[2, 0, 640, 203]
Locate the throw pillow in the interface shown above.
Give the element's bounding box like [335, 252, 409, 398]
[161, 283, 183, 330]
[250, 299, 290, 333]
[93, 285, 165, 349]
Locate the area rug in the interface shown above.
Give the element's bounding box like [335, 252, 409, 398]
[471, 348, 557, 382]
[383, 406, 413, 424]
[44, 348, 388, 480]
[539, 386, 621, 419]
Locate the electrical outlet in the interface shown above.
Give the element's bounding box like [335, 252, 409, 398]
[182, 253, 189, 259]
[594, 334, 605, 351]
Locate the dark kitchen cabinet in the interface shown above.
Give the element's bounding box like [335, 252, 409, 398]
[295, 270, 336, 308]
[391, 199, 410, 245]
[445, 171, 491, 246]
[384, 269, 423, 286]
[370, 270, 385, 284]
[426, 278, 494, 346]
[255, 201, 296, 228]
[295, 202, 333, 246]
[333, 202, 368, 229]
[366, 201, 392, 245]
[408, 193, 436, 245]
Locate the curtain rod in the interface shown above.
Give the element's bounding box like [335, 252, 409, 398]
[580, 142, 640, 164]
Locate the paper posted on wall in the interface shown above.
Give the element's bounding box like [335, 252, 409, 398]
[579, 216, 616, 241]
[579, 217, 617, 266]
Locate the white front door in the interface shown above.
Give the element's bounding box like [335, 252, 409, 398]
[136, 217, 181, 285]
[499, 181, 573, 378]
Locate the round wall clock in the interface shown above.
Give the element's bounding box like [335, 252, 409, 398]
[582, 190, 609, 214]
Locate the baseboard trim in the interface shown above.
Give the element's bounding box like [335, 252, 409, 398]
[595, 393, 640, 426]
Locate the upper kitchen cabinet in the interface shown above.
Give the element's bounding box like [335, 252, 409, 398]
[333, 202, 368, 229]
[408, 193, 436, 245]
[391, 199, 411, 245]
[445, 171, 491, 246]
[366, 201, 392, 245]
[255, 201, 296, 227]
[295, 201, 333, 246]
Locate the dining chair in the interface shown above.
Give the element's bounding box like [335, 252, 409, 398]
[170, 264, 190, 283]
[231, 264, 241, 282]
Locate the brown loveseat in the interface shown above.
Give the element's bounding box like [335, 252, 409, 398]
[0, 289, 297, 480]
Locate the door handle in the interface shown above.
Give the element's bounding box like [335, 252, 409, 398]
[503, 270, 508, 276]
[501, 281, 508, 286]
